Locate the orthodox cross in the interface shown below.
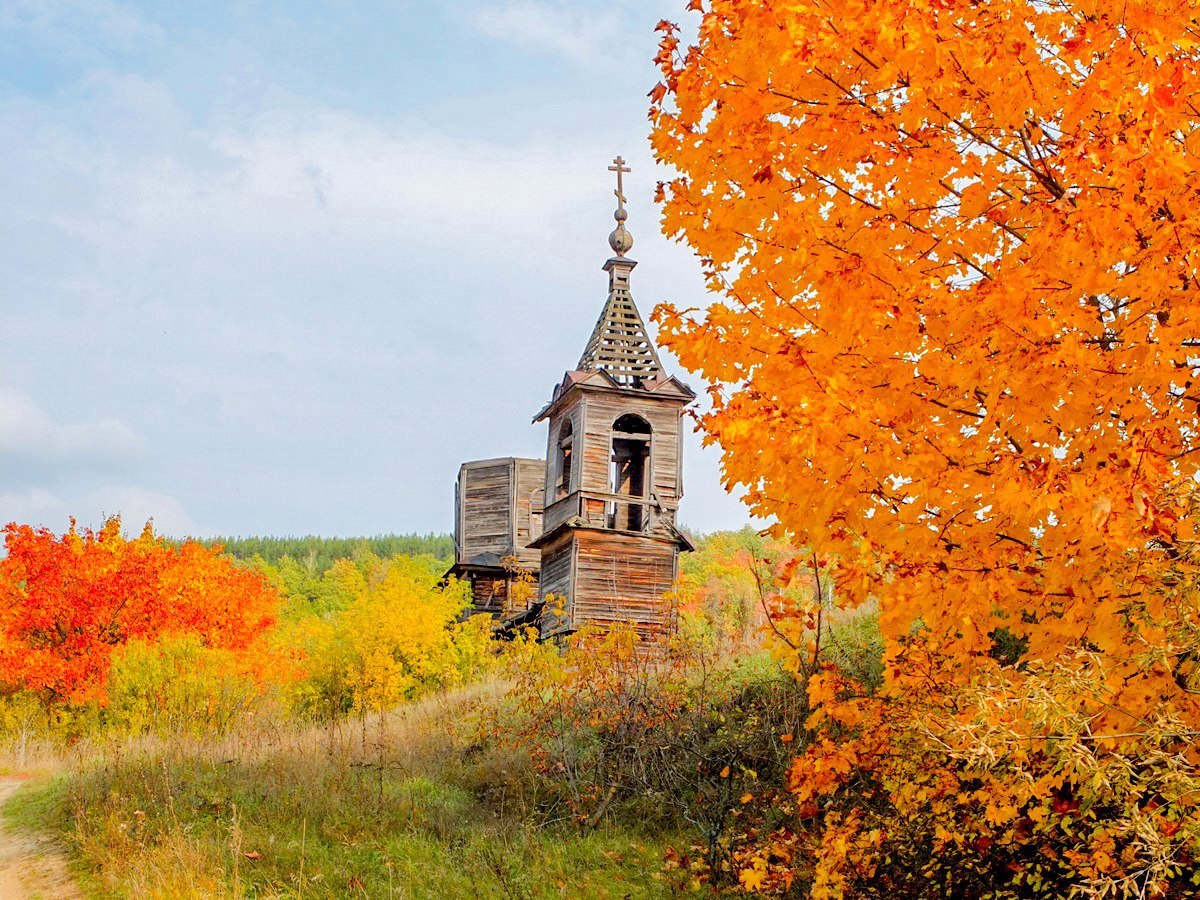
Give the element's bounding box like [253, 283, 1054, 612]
[609, 156, 630, 210]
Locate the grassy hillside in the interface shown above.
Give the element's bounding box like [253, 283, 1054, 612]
[0, 526, 856, 898]
[9, 684, 684, 899]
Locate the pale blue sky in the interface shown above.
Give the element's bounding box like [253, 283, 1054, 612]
[0, 0, 750, 537]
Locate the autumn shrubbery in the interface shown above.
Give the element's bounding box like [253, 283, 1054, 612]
[0, 518, 497, 750]
[0, 517, 284, 751]
[501, 624, 804, 882]
[273, 553, 484, 718]
[732, 638, 1199, 900]
[106, 635, 265, 739]
[491, 540, 887, 891]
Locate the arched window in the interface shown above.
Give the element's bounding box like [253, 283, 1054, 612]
[613, 413, 652, 435]
[610, 414, 651, 530]
[556, 420, 574, 499]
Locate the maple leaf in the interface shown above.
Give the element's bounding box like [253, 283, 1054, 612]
[739, 863, 767, 891]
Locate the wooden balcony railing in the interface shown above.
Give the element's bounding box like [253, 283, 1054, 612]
[543, 490, 666, 536]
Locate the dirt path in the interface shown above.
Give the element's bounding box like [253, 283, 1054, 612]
[0, 778, 83, 900]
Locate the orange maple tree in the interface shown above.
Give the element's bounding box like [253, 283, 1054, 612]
[0, 517, 279, 704]
[650, 1, 1200, 894]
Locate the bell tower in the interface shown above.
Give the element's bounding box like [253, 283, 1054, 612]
[530, 157, 695, 641]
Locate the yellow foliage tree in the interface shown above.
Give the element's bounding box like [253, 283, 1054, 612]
[289, 554, 473, 716]
[107, 635, 262, 737]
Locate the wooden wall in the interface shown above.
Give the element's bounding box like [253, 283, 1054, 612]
[572, 530, 677, 641]
[513, 458, 546, 571]
[535, 528, 678, 641]
[541, 386, 687, 538]
[457, 460, 512, 562]
[463, 570, 542, 619]
[467, 573, 508, 617]
[577, 391, 683, 512]
[456, 458, 546, 570]
[543, 396, 584, 501]
[537, 535, 575, 638]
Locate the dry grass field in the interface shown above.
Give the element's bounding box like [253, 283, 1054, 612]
[1, 682, 684, 899]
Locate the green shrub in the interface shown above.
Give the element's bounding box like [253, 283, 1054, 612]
[824, 600, 885, 690]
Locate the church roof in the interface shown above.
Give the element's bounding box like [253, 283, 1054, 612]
[576, 261, 664, 386]
[531, 368, 694, 422]
[532, 156, 694, 424]
[574, 155, 665, 387]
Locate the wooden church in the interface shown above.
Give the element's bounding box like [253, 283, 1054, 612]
[447, 158, 695, 641]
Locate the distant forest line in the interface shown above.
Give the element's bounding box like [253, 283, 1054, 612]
[200, 534, 455, 573]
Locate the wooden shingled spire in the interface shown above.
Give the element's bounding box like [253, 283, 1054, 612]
[576, 157, 664, 388]
[577, 270, 664, 386]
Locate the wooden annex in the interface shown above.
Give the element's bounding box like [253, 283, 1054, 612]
[449, 158, 694, 639]
[446, 457, 545, 617]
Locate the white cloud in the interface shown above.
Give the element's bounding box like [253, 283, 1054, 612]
[206, 111, 607, 242]
[0, 0, 163, 57]
[469, 1, 626, 69]
[0, 486, 202, 537]
[0, 386, 147, 463]
[0, 488, 64, 527]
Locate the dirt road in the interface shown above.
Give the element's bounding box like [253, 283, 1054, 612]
[0, 779, 82, 900]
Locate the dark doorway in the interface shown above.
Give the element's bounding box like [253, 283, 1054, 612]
[610, 414, 651, 530]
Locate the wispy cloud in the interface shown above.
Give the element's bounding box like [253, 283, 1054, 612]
[0, 0, 163, 58]
[0, 485, 202, 536]
[0, 386, 146, 464]
[468, 1, 627, 69]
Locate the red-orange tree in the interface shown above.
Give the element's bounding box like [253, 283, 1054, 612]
[0, 517, 279, 704]
[650, 1, 1200, 894]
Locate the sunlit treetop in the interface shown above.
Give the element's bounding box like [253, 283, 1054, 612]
[0, 517, 279, 704]
[649, 0, 1200, 717]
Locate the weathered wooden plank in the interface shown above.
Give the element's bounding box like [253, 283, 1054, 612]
[543, 397, 584, 501]
[540, 540, 573, 601]
[513, 458, 546, 570]
[538, 537, 575, 639]
[572, 391, 683, 508]
[469, 573, 507, 616]
[457, 458, 547, 567]
[571, 530, 677, 641]
[459, 460, 512, 559]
